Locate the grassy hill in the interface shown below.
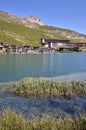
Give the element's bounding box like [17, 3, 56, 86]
[0, 11, 86, 47]
[0, 19, 44, 46]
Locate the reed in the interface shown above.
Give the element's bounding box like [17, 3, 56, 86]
[0, 109, 86, 130]
[11, 78, 86, 98]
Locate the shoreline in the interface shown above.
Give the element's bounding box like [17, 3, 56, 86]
[1, 71, 86, 84]
[0, 50, 86, 55]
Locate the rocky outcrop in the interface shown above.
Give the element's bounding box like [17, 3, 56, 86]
[0, 11, 46, 28]
[25, 15, 46, 26]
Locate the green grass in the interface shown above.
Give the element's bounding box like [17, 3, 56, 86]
[11, 78, 86, 98]
[0, 19, 47, 46]
[0, 21, 62, 47]
[0, 18, 86, 47]
[0, 19, 64, 47]
[0, 109, 86, 130]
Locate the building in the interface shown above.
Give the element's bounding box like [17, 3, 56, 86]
[22, 45, 30, 53]
[41, 38, 70, 49]
[41, 38, 86, 51]
[0, 42, 3, 51]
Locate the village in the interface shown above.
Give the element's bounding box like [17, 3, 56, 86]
[0, 38, 86, 54]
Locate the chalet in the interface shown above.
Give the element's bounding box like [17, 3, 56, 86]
[74, 43, 86, 51]
[31, 47, 40, 53]
[0, 42, 3, 50]
[33, 46, 39, 50]
[10, 45, 17, 52]
[17, 46, 22, 53]
[3, 44, 9, 49]
[22, 45, 30, 53]
[3, 44, 9, 52]
[41, 48, 55, 53]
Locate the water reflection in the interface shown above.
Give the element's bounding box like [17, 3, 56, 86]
[0, 53, 86, 82]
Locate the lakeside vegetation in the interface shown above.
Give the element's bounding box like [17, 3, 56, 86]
[11, 78, 86, 98]
[0, 109, 86, 130]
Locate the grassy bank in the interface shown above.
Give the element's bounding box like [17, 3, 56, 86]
[11, 78, 86, 98]
[0, 109, 86, 130]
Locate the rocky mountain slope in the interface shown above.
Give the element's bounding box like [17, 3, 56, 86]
[0, 11, 86, 46]
[0, 11, 46, 28]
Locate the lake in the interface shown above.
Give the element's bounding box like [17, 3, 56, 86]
[0, 53, 86, 118]
[0, 53, 86, 82]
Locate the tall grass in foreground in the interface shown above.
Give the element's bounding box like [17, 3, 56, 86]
[0, 109, 86, 130]
[11, 78, 86, 98]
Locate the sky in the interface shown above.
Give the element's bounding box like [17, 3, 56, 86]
[0, 0, 86, 34]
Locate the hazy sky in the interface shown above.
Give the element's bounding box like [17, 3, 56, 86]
[0, 0, 86, 34]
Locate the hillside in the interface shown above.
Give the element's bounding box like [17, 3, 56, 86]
[0, 11, 86, 47]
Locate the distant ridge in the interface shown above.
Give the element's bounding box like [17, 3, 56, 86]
[0, 11, 46, 28]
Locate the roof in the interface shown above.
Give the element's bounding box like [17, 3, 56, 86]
[41, 38, 70, 44]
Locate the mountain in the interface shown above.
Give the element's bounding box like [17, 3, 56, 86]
[0, 11, 46, 28]
[0, 11, 86, 46]
[25, 15, 46, 26]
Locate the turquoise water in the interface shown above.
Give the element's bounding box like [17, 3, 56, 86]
[0, 53, 86, 82]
